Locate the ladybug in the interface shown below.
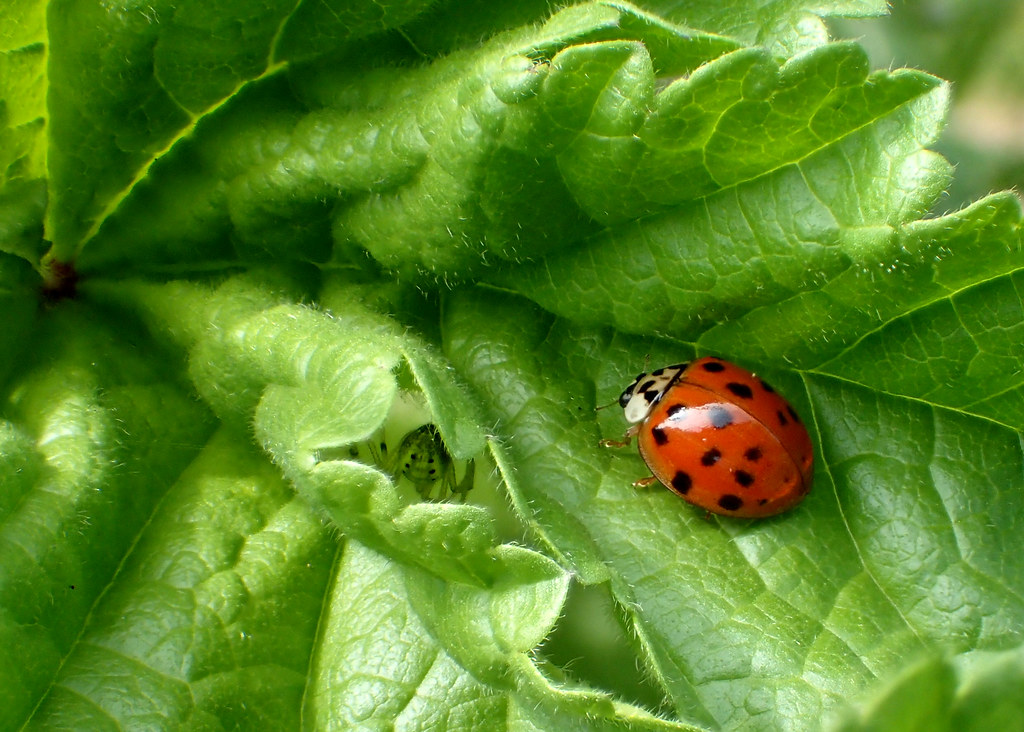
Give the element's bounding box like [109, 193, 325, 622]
[603, 357, 813, 517]
[385, 424, 474, 502]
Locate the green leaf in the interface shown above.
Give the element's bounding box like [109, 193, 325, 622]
[4, 1, 1024, 729]
[506, 48, 952, 330]
[442, 285, 1024, 729]
[0, 0, 46, 185]
[45, 0, 442, 258]
[546, 42, 941, 224]
[0, 0, 47, 264]
[830, 646, 1024, 732]
[23, 426, 336, 729]
[306, 540, 685, 731]
[86, 272, 503, 587]
[699, 194, 1022, 362]
[639, 0, 888, 56]
[0, 304, 215, 730]
[78, 2, 739, 278]
[275, 0, 440, 63]
[0, 253, 38, 383]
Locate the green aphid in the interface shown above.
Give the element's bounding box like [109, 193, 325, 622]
[389, 424, 474, 502]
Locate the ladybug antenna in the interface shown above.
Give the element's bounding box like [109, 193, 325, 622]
[595, 398, 619, 412]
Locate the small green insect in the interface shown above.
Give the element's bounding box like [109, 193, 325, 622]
[384, 424, 474, 502]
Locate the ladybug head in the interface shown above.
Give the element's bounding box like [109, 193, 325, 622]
[618, 373, 647, 409]
[618, 363, 689, 424]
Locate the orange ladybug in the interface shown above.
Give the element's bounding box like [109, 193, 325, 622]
[604, 357, 813, 517]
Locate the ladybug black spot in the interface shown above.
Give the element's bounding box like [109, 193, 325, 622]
[701, 448, 721, 466]
[787, 405, 801, 424]
[671, 471, 692, 494]
[709, 406, 733, 429]
[777, 410, 789, 426]
[702, 361, 726, 373]
[651, 368, 665, 376]
[718, 494, 743, 511]
[726, 382, 754, 399]
[734, 470, 755, 487]
[758, 498, 768, 505]
[744, 447, 762, 462]
[760, 379, 776, 393]
[651, 427, 669, 446]
[666, 403, 686, 418]
[639, 379, 657, 393]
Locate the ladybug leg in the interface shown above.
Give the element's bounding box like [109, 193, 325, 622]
[448, 459, 475, 503]
[600, 436, 631, 448]
[600, 425, 638, 449]
[364, 430, 388, 467]
[631, 475, 659, 489]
